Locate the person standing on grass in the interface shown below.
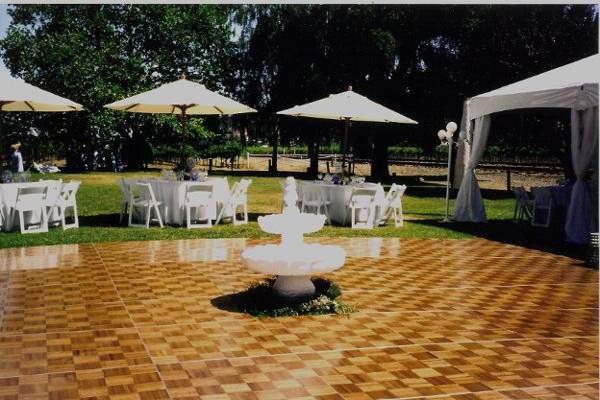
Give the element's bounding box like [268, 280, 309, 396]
[10, 142, 24, 173]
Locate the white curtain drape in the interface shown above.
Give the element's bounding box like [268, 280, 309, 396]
[565, 106, 598, 244]
[452, 100, 470, 189]
[453, 115, 491, 222]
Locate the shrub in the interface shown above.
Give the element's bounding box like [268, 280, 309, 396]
[229, 277, 355, 318]
[388, 146, 424, 158]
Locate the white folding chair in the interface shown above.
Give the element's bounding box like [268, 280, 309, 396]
[531, 187, 552, 228]
[0, 195, 5, 231]
[185, 183, 213, 229]
[215, 179, 252, 225]
[40, 179, 62, 209]
[11, 185, 49, 234]
[378, 183, 407, 227]
[512, 186, 533, 223]
[300, 183, 331, 224]
[349, 187, 378, 229]
[48, 180, 81, 230]
[118, 178, 132, 224]
[128, 183, 163, 228]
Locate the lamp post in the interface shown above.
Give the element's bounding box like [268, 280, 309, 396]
[437, 121, 458, 223]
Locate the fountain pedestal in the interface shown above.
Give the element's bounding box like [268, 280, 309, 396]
[240, 178, 346, 299]
[273, 275, 317, 298]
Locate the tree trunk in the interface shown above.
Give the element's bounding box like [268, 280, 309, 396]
[307, 129, 319, 179]
[269, 120, 278, 173]
[370, 133, 389, 180]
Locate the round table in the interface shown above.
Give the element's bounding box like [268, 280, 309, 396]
[137, 178, 231, 225]
[299, 181, 386, 226]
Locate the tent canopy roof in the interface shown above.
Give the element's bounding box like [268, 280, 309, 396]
[277, 89, 418, 124]
[104, 77, 256, 115]
[469, 54, 599, 119]
[0, 70, 83, 112]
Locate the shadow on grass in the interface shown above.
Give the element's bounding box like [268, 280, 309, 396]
[209, 170, 313, 179]
[411, 218, 588, 262]
[79, 214, 125, 228]
[78, 211, 271, 227]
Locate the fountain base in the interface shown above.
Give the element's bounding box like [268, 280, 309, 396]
[212, 277, 355, 318]
[273, 276, 315, 298]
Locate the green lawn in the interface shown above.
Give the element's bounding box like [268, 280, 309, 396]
[1, 170, 574, 257]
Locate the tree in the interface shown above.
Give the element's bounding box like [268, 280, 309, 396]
[0, 4, 237, 169]
[234, 4, 597, 179]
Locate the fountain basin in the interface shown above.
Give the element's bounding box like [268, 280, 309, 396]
[242, 243, 345, 276]
[241, 243, 346, 298]
[257, 213, 326, 236]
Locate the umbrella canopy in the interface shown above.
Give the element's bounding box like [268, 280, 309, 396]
[277, 87, 417, 170]
[104, 75, 256, 168]
[104, 77, 256, 115]
[0, 70, 83, 112]
[277, 88, 418, 124]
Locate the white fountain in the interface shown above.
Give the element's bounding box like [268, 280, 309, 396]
[241, 177, 346, 298]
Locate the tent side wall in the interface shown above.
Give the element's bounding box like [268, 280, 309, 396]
[452, 83, 598, 244]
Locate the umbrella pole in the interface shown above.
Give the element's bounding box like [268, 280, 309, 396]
[342, 118, 349, 174]
[180, 107, 188, 170]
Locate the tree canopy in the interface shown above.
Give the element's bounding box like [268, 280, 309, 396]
[1, 4, 236, 169]
[0, 4, 597, 174]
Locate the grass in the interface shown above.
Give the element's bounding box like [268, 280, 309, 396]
[1, 170, 578, 258]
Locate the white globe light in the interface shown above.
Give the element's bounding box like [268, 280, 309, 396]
[437, 130, 446, 141]
[446, 121, 458, 133]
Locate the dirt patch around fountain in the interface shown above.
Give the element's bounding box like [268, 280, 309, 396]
[211, 277, 355, 318]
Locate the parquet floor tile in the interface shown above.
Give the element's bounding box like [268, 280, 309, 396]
[94, 238, 247, 265]
[156, 337, 597, 399]
[0, 328, 152, 377]
[414, 382, 599, 399]
[331, 257, 594, 290]
[103, 261, 204, 281]
[1, 302, 133, 335]
[197, 261, 264, 293]
[4, 281, 121, 309]
[124, 296, 250, 327]
[0, 237, 596, 399]
[0, 364, 169, 400]
[341, 283, 598, 312]
[0, 243, 102, 271]
[8, 266, 111, 288]
[112, 275, 222, 301]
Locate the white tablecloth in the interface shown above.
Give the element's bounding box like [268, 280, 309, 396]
[0, 181, 62, 231]
[138, 178, 231, 225]
[300, 181, 386, 226]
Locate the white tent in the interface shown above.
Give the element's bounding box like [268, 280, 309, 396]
[0, 70, 83, 112]
[453, 54, 599, 244]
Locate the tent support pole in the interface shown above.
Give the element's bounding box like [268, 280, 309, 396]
[441, 137, 453, 223]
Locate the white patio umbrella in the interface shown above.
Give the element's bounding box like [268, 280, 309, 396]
[277, 86, 417, 169]
[104, 74, 256, 166]
[0, 70, 83, 112]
